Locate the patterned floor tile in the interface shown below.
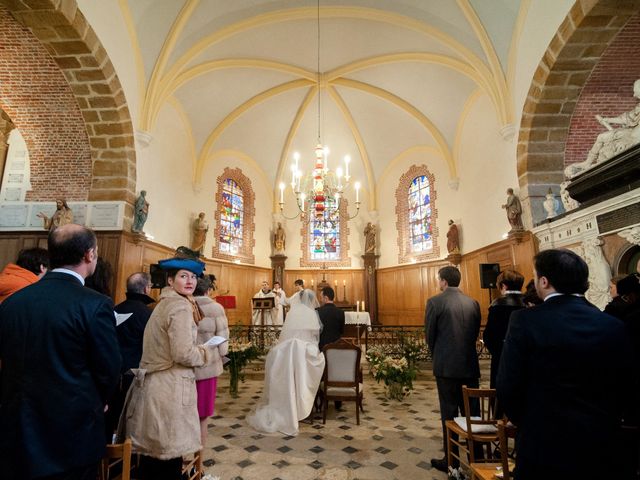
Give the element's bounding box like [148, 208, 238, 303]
[201, 359, 491, 480]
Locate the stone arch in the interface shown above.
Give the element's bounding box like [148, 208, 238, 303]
[517, 0, 640, 226]
[0, 0, 136, 221]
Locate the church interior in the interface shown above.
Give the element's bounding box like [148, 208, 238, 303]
[1, 0, 639, 478]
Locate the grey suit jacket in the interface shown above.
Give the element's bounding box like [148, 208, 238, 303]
[425, 287, 481, 378]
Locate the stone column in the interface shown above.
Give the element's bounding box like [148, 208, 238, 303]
[362, 253, 380, 325]
[270, 255, 287, 286]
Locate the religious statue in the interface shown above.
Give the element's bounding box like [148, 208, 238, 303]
[364, 222, 376, 254]
[273, 222, 286, 254]
[132, 190, 149, 233]
[446, 219, 460, 253]
[37, 199, 73, 231]
[542, 188, 559, 219]
[501, 188, 524, 231]
[581, 237, 612, 310]
[565, 79, 640, 178]
[191, 212, 208, 254]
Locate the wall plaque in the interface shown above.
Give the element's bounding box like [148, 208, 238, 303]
[90, 204, 120, 228]
[0, 205, 29, 227]
[596, 202, 640, 234]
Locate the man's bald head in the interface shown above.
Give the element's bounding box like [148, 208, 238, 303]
[127, 272, 151, 294]
[48, 224, 97, 270]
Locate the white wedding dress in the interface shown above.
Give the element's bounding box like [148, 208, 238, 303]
[247, 289, 326, 436]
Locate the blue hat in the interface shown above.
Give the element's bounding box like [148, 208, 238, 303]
[158, 257, 205, 276]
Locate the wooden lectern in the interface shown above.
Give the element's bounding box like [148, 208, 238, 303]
[252, 297, 274, 350]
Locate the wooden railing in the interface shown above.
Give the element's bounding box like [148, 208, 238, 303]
[228, 324, 490, 360]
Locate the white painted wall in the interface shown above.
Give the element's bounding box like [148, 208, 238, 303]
[136, 102, 194, 250]
[456, 94, 520, 249]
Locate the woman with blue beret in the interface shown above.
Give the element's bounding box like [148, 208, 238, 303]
[121, 257, 213, 479]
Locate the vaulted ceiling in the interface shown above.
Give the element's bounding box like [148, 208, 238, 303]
[90, 0, 527, 196]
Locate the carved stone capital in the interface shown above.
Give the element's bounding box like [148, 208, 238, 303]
[135, 129, 153, 149]
[618, 226, 640, 245]
[499, 123, 516, 141]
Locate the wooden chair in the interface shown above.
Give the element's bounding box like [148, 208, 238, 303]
[470, 420, 517, 480]
[100, 438, 132, 480]
[181, 450, 203, 480]
[446, 387, 500, 474]
[321, 338, 364, 425]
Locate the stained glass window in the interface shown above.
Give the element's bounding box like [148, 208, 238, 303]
[309, 197, 340, 261]
[219, 178, 244, 254]
[408, 175, 432, 252]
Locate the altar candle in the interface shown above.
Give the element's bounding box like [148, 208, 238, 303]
[343, 279, 346, 286]
[362, 301, 365, 311]
[334, 280, 338, 287]
[311, 279, 314, 287]
[356, 301, 360, 312]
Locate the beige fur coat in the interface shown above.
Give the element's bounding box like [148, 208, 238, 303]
[194, 296, 230, 380]
[123, 288, 211, 460]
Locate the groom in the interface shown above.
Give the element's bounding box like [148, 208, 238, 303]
[316, 286, 345, 410]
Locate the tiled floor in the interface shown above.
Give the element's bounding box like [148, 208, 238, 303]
[201, 360, 491, 480]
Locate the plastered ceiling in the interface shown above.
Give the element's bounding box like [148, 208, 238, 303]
[89, 0, 527, 204]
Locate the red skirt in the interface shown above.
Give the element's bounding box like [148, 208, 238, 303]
[196, 377, 217, 419]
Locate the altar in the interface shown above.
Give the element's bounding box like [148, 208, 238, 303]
[344, 311, 371, 329]
[343, 311, 371, 346]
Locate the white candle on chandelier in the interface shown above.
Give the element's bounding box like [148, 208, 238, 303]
[290, 165, 296, 188]
[279, 182, 285, 203]
[294, 151, 300, 171]
[324, 146, 330, 171]
[344, 155, 351, 179]
[355, 181, 361, 203]
[300, 192, 306, 211]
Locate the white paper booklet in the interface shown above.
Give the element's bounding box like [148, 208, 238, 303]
[203, 336, 228, 347]
[115, 312, 133, 326]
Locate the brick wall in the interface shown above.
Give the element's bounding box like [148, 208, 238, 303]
[0, 0, 137, 226]
[565, 15, 640, 166]
[0, 5, 91, 201]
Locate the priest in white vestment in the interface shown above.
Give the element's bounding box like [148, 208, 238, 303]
[272, 282, 286, 325]
[251, 281, 276, 326]
[247, 289, 325, 436]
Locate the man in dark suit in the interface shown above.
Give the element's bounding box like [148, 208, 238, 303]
[0, 224, 121, 480]
[316, 286, 345, 411]
[317, 286, 345, 350]
[426, 266, 481, 472]
[497, 249, 632, 480]
[482, 269, 525, 389]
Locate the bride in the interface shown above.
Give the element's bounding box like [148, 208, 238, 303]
[247, 289, 326, 436]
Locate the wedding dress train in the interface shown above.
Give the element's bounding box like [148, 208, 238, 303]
[247, 289, 325, 436]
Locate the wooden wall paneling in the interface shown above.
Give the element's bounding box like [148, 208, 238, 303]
[0, 236, 24, 269]
[376, 268, 397, 325]
[283, 269, 365, 306]
[0, 232, 49, 270]
[113, 236, 144, 304]
[94, 232, 122, 299]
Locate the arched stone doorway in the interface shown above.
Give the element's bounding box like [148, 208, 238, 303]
[517, 0, 640, 226]
[0, 0, 136, 224]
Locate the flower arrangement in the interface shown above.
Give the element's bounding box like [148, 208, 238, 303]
[224, 338, 259, 398]
[366, 346, 417, 401]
